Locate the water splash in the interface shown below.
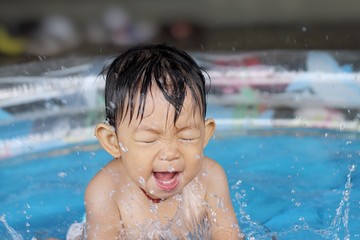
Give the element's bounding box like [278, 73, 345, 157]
[0, 214, 24, 240]
[235, 164, 356, 239]
[326, 164, 356, 240]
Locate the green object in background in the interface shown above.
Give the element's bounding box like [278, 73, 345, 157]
[234, 87, 260, 118]
[0, 26, 25, 56]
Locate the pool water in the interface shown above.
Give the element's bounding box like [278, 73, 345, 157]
[0, 128, 359, 239]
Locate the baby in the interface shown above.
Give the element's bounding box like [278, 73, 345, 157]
[82, 44, 244, 239]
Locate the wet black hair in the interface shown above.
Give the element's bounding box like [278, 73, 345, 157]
[102, 44, 208, 127]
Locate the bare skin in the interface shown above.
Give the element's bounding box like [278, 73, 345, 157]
[85, 87, 244, 239]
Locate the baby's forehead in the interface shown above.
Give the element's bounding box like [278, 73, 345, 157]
[135, 111, 203, 132]
[121, 88, 201, 125]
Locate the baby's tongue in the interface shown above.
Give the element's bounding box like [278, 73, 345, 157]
[154, 172, 176, 180]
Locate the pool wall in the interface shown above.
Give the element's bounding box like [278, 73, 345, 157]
[1, 51, 360, 159]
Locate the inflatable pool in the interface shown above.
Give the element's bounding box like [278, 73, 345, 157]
[0, 50, 359, 239]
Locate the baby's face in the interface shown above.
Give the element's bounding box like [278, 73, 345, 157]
[115, 87, 212, 200]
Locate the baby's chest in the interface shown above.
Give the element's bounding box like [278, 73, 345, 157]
[117, 195, 180, 228]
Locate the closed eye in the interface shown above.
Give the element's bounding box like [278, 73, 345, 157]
[179, 137, 199, 142]
[134, 132, 158, 144]
[178, 129, 201, 143]
[180, 138, 193, 142]
[137, 139, 157, 144]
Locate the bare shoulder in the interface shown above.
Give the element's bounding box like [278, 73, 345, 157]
[202, 157, 243, 239]
[203, 157, 224, 170]
[199, 157, 230, 195]
[85, 159, 125, 238]
[85, 159, 121, 208]
[202, 157, 228, 181]
[86, 160, 115, 190]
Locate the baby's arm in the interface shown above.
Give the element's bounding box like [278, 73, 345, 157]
[84, 171, 123, 239]
[205, 158, 245, 240]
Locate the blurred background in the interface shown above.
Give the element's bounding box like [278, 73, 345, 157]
[1, 0, 360, 65]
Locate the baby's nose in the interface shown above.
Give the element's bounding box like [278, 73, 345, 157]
[159, 143, 180, 161]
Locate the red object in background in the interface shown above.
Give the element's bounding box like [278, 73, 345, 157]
[214, 56, 261, 67]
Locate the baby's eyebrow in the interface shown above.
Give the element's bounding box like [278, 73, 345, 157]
[173, 123, 202, 133]
[135, 125, 162, 133]
[135, 123, 199, 134]
[175, 125, 198, 131]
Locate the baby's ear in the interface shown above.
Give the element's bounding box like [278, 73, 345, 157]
[203, 118, 216, 147]
[95, 123, 121, 158]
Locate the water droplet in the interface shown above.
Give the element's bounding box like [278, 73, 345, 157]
[150, 203, 158, 214]
[349, 164, 356, 172]
[138, 176, 145, 185]
[302, 26, 307, 32]
[109, 101, 116, 110]
[172, 194, 181, 204]
[58, 172, 67, 178]
[109, 190, 116, 199]
[119, 142, 128, 152]
[167, 166, 175, 172]
[104, 118, 111, 125]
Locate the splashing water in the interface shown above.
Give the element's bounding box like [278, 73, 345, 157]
[235, 164, 357, 239]
[0, 215, 24, 240]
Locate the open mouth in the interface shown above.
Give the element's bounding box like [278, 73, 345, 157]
[153, 171, 179, 191]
